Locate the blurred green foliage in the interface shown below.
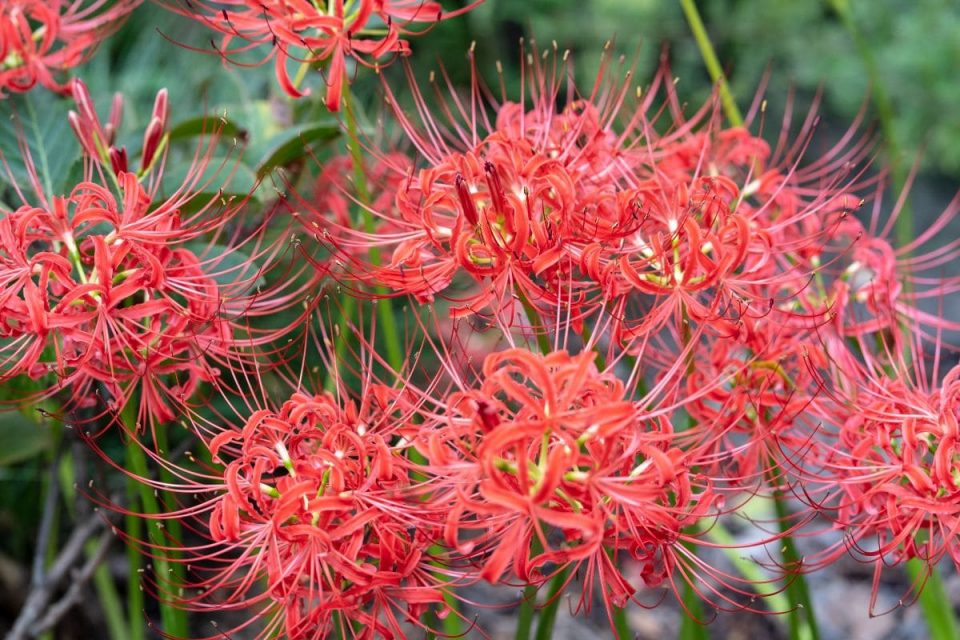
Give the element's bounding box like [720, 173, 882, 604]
[419, 0, 960, 177]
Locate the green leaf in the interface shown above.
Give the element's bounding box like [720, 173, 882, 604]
[0, 91, 81, 202]
[0, 411, 51, 466]
[256, 121, 340, 178]
[176, 190, 259, 216]
[156, 154, 259, 213]
[167, 115, 248, 144]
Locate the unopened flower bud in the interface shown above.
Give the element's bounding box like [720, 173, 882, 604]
[455, 173, 479, 226]
[141, 117, 164, 171]
[109, 147, 128, 175]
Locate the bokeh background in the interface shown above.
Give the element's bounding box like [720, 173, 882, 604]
[2, 1, 959, 638]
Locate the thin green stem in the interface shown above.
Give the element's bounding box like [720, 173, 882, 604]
[679, 0, 743, 126]
[678, 576, 709, 640]
[93, 555, 129, 640]
[533, 569, 570, 640]
[515, 533, 545, 640]
[441, 590, 463, 638]
[581, 324, 606, 369]
[517, 287, 552, 356]
[515, 287, 560, 640]
[341, 83, 404, 373]
[328, 293, 358, 392]
[124, 485, 146, 640]
[907, 560, 960, 640]
[152, 425, 188, 636]
[698, 519, 792, 616]
[515, 585, 539, 640]
[121, 402, 187, 637]
[768, 476, 819, 640]
[827, 0, 912, 246]
[339, 83, 461, 638]
[612, 604, 632, 640]
[766, 460, 820, 640]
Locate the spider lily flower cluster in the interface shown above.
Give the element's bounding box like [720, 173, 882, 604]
[316, 49, 870, 344]
[4, 2, 960, 638]
[0, 0, 139, 96]
[114, 47, 960, 638]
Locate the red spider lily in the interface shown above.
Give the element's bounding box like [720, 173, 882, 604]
[798, 326, 960, 613]
[162, 0, 483, 110]
[578, 106, 872, 342]
[207, 392, 439, 638]
[0, 0, 139, 96]
[0, 80, 318, 430]
[798, 187, 960, 342]
[107, 373, 457, 640]
[680, 319, 825, 490]
[413, 347, 749, 625]
[315, 43, 673, 330]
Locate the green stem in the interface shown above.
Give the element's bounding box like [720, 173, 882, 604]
[698, 519, 792, 616]
[827, 0, 911, 247]
[121, 402, 187, 637]
[515, 585, 539, 640]
[612, 604, 632, 640]
[328, 293, 358, 392]
[339, 83, 461, 638]
[341, 83, 404, 373]
[679, 0, 743, 126]
[152, 425, 188, 636]
[907, 560, 960, 640]
[533, 568, 570, 640]
[769, 483, 819, 640]
[745, 423, 816, 640]
[511, 279, 552, 640]
[93, 555, 129, 640]
[581, 324, 606, 369]
[678, 576, 709, 640]
[516, 286, 552, 356]
[124, 497, 146, 640]
[515, 533, 545, 640]
[441, 590, 463, 638]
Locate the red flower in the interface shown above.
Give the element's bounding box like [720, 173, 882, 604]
[152, 387, 450, 640]
[417, 348, 724, 623]
[681, 320, 824, 489]
[799, 327, 960, 613]
[164, 0, 483, 109]
[317, 44, 653, 328]
[800, 190, 960, 341]
[0, 0, 139, 96]
[0, 80, 318, 429]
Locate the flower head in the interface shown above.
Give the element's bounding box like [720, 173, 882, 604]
[0, 80, 317, 429]
[797, 325, 960, 612]
[165, 0, 483, 109]
[142, 380, 452, 640]
[317, 43, 653, 327]
[318, 45, 872, 345]
[418, 347, 724, 621]
[0, 0, 139, 96]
